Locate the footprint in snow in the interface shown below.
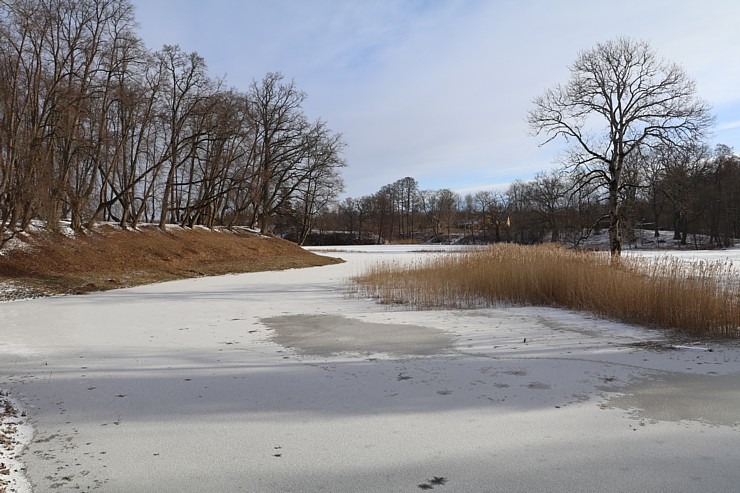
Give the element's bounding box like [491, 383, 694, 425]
[418, 476, 448, 489]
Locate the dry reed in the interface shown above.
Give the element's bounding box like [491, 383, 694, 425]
[352, 244, 740, 338]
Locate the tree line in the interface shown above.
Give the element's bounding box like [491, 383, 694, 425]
[2, 16, 734, 255]
[309, 38, 738, 252]
[0, 0, 345, 247]
[312, 141, 739, 248]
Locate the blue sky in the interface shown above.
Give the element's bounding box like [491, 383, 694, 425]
[130, 0, 740, 198]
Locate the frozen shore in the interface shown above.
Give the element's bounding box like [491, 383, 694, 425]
[1, 246, 739, 492]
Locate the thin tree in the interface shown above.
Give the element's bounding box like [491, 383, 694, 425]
[528, 37, 713, 256]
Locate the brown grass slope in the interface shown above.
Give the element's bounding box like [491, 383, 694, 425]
[0, 225, 341, 298]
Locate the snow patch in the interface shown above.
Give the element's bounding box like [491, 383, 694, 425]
[0, 392, 33, 493]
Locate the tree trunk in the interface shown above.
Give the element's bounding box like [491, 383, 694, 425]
[672, 208, 683, 241]
[608, 179, 622, 257]
[652, 186, 660, 239]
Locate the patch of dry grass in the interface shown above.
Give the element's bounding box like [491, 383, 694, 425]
[352, 244, 740, 338]
[0, 225, 341, 299]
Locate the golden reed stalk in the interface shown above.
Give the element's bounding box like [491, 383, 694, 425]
[352, 244, 740, 338]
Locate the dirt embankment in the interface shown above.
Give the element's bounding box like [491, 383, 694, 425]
[0, 225, 341, 300]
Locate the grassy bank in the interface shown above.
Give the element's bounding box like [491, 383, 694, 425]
[0, 225, 341, 299]
[352, 244, 740, 339]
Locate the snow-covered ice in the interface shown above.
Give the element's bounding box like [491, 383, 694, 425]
[0, 246, 739, 492]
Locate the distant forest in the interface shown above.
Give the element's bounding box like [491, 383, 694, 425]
[309, 145, 740, 248]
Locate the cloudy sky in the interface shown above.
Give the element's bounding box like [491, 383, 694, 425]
[130, 0, 740, 198]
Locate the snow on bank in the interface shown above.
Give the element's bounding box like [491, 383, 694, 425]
[626, 245, 740, 267]
[308, 242, 740, 260]
[0, 392, 32, 493]
[306, 244, 479, 253]
[0, 282, 52, 303]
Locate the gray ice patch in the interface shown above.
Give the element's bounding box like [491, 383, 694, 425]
[603, 372, 740, 427]
[262, 314, 454, 357]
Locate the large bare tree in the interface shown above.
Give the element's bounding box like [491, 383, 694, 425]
[246, 72, 310, 234]
[528, 37, 713, 256]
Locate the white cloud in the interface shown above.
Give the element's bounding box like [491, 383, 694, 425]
[717, 120, 740, 132]
[131, 0, 740, 197]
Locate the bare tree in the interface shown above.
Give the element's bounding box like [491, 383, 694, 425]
[473, 190, 509, 242]
[0, 0, 142, 236]
[393, 177, 418, 240]
[246, 72, 309, 234]
[705, 145, 740, 247]
[153, 44, 212, 229]
[529, 37, 713, 256]
[291, 124, 346, 244]
[657, 143, 711, 244]
[527, 171, 570, 242]
[0, 0, 51, 243]
[355, 195, 374, 242]
[420, 188, 458, 241]
[88, 46, 159, 228]
[64, 0, 140, 231]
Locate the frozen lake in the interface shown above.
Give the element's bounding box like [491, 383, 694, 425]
[1, 245, 739, 492]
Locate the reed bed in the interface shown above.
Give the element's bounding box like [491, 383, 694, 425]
[352, 244, 740, 338]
